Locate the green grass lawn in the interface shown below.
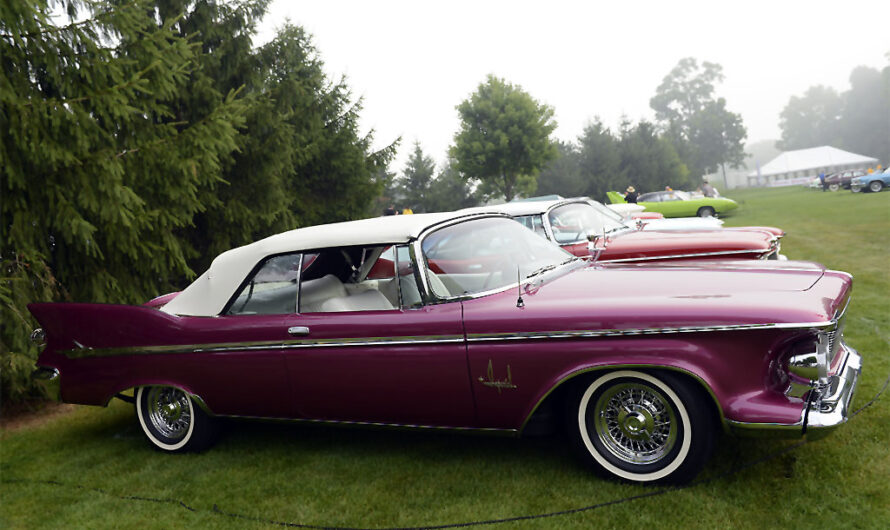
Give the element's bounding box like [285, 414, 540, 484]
[2, 186, 889, 529]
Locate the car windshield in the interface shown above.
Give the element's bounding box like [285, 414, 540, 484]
[548, 202, 627, 243]
[421, 217, 575, 297]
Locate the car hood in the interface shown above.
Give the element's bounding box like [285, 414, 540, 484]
[462, 260, 850, 334]
[597, 228, 775, 261]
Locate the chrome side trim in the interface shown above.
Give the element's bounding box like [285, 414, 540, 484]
[601, 248, 770, 263]
[468, 321, 834, 344]
[61, 318, 837, 359]
[212, 414, 518, 436]
[62, 335, 467, 359]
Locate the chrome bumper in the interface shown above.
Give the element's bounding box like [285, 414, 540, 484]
[32, 366, 61, 402]
[804, 344, 861, 439]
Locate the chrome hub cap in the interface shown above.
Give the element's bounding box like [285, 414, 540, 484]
[594, 383, 677, 465]
[146, 387, 191, 440]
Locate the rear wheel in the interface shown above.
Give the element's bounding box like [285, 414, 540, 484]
[136, 386, 218, 452]
[567, 370, 716, 484]
[697, 206, 715, 217]
[869, 180, 884, 193]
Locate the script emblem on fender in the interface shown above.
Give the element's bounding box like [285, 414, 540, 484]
[478, 359, 517, 393]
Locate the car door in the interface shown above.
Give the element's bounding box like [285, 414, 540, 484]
[281, 245, 476, 428]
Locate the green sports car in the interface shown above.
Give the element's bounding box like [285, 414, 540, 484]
[607, 190, 738, 218]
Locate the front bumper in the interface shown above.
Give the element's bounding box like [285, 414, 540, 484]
[727, 343, 861, 439]
[804, 344, 861, 439]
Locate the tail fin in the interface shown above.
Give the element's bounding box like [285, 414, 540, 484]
[606, 191, 626, 204]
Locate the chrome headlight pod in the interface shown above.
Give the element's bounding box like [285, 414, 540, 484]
[788, 332, 830, 385]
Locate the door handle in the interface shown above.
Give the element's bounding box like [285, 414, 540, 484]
[287, 326, 310, 337]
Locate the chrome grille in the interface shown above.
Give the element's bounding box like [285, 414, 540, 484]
[828, 310, 847, 366]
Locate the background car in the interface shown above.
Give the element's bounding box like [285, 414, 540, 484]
[850, 168, 890, 193]
[607, 190, 738, 217]
[824, 169, 866, 192]
[476, 198, 782, 262]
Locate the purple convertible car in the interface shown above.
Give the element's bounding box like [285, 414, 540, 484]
[29, 212, 861, 483]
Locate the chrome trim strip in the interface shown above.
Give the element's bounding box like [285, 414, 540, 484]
[601, 248, 770, 263]
[62, 318, 837, 359]
[213, 414, 517, 435]
[62, 335, 467, 359]
[468, 321, 835, 344]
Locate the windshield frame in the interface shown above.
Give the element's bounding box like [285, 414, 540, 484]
[544, 200, 633, 245]
[413, 214, 581, 303]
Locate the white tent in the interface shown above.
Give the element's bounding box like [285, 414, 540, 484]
[747, 146, 879, 187]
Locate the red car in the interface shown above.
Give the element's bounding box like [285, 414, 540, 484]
[824, 169, 867, 192]
[476, 198, 785, 262]
[29, 212, 860, 484]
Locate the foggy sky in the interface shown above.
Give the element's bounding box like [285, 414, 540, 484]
[256, 0, 889, 171]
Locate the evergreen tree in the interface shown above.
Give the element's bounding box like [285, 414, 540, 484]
[425, 160, 480, 212]
[536, 141, 583, 198]
[395, 142, 436, 212]
[1, 0, 244, 402]
[0, 2, 395, 404]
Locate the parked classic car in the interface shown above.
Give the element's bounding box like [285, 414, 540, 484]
[29, 212, 861, 484]
[472, 198, 783, 262]
[606, 202, 665, 220]
[850, 168, 890, 193]
[824, 169, 867, 192]
[607, 190, 738, 217]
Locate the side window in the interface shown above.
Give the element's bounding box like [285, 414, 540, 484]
[227, 253, 301, 315]
[298, 245, 417, 313]
[514, 215, 548, 239]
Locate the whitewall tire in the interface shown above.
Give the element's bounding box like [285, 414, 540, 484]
[136, 386, 218, 452]
[569, 370, 715, 484]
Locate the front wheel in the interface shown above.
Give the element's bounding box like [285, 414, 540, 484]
[869, 180, 884, 193]
[568, 370, 715, 484]
[136, 386, 219, 452]
[828, 183, 840, 192]
[696, 206, 716, 217]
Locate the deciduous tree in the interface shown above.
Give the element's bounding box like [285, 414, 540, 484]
[650, 58, 747, 181]
[451, 75, 557, 201]
[777, 86, 844, 150]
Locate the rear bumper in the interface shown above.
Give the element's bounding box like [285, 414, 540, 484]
[32, 366, 61, 402]
[727, 343, 861, 439]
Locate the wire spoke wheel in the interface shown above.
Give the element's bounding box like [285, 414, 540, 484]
[594, 383, 677, 465]
[136, 386, 218, 452]
[570, 370, 715, 484]
[145, 387, 192, 441]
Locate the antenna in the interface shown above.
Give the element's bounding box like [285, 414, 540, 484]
[516, 266, 524, 308]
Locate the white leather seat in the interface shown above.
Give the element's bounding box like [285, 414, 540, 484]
[300, 274, 348, 313]
[319, 290, 394, 312]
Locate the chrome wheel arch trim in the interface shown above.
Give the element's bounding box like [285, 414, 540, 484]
[112, 384, 213, 416]
[518, 364, 729, 436]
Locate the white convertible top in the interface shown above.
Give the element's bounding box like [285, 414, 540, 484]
[161, 212, 493, 316]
